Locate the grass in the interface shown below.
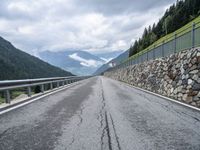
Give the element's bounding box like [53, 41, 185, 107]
[11, 91, 26, 99]
[0, 96, 4, 104]
[124, 16, 200, 63]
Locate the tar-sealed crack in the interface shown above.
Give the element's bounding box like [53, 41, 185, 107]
[0, 128, 11, 139]
[99, 78, 121, 150]
[66, 105, 85, 149]
[109, 113, 121, 150]
[77, 106, 84, 127]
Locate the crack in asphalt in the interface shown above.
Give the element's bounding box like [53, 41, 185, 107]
[68, 137, 75, 148]
[100, 122, 107, 150]
[100, 78, 122, 150]
[77, 106, 84, 127]
[0, 128, 11, 140]
[99, 79, 107, 150]
[66, 105, 85, 149]
[109, 113, 121, 150]
[105, 111, 112, 150]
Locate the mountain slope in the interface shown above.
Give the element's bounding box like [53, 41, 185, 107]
[39, 50, 106, 75]
[94, 50, 129, 75]
[0, 36, 73, 80]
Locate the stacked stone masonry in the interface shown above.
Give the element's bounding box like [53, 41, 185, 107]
[104, 48, 200, 108]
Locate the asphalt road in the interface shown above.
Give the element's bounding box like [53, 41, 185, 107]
[0, 76, 200, 150]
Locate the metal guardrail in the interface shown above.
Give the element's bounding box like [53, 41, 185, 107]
[108, 17, 200, 71]
[0, 76, 90, 104]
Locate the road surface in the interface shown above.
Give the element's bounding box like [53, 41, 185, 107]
[0, 76, 200, 150]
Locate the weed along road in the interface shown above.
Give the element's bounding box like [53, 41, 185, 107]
[0, 77, 200, 150]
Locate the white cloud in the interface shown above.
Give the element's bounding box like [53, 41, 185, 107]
[0, 0, 177, 55]
[100, 57, 113, 63]
[69, 53, 104, 68]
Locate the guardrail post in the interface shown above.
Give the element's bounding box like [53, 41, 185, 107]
[192, 22, 195, 48]
[57, 82, 59, 88]
[174, 33, 177, 53]
[50, 82, 53, 90]
[64, 80, 67, 85]
[5, 90, 11, 103]
[27, 86, 32, 97]
[62, 81, 64, 86]
[41, 84, 44, 93]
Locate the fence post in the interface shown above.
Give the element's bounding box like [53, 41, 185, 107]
[5, 90, 11, 103]
[147, 50, 149, 61]
[174, 33, 177, 53]
[141, 53, 143, 63]
[162, 40, 164, 57]
[50, 82, 53, 90]
[153, 45, 155, 60]
[192, 22, 195, 48]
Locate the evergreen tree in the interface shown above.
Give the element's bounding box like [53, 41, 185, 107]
[129, 0, 200, 57]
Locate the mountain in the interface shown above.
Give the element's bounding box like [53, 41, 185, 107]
[94, 50, 129, 75]
[39, 50, 107, 75]
[0, 36, 74, 80]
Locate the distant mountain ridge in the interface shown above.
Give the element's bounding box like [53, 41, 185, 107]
[39, 50, 123, 75]
[0, 36, 73, 80]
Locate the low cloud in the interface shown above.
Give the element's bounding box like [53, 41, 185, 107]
[0, 0, 176, 55]
[69, 53, 104, 67]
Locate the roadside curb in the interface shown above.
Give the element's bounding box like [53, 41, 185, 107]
[104, 77, 200, 112]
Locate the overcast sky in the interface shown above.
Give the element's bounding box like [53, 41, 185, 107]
[0, 0, 176, 55]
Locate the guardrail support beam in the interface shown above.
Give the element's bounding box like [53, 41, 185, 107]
[27, 86, 32, 97]
[5, 90, 11, 103]
[41, 84, 44, 93]
[50, 82, 53, 90]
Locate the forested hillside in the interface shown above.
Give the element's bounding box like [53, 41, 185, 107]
[0, 36, 74, 80]
[129, 0, 200, 57]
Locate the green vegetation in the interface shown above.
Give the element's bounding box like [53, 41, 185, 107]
[11, 91, 25, 99]
[0, 97, 4, 104]
[0, 36, 74, 80]
[124, 16, 200, 63]
[129, 0, 200, 57]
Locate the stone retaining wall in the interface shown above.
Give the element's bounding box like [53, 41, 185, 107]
[104, 48, 200, 108]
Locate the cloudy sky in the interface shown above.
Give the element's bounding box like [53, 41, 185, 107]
[0, 0, 176, 55]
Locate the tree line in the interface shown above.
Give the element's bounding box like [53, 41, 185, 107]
[129, 0, 200, 57]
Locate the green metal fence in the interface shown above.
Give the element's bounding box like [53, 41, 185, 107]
[110, 17, 200, 71]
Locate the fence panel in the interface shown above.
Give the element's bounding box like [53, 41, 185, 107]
[176, 31, 192, 52]
[147, 50, 154, 60]
[113, 20, 200, 73]
[142, 52, 148, 62]
[154, 45, 163, 58]
[163, 40, 174, 57]
[195, 26, 200, 47]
